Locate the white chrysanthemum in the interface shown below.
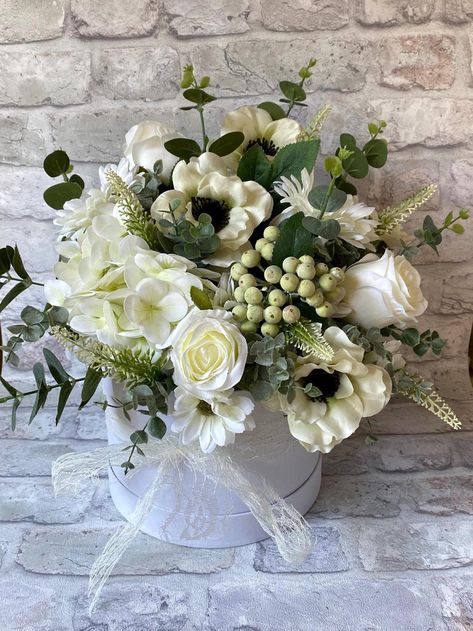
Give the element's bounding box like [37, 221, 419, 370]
[274, 327, 391, 454]
[54, 189, 115, 241]
[123, 120, 181, 184]
[99, 158, 137, 199]
[221, 106, 303, 160]
[170, 386, 255, 453]
[151, 152, 273, 267]
[274, 169, 379, 250]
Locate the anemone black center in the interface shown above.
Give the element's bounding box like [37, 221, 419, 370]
[197, 400, 213, 416]
[301, 370, 341, 402]
[247, 137, 278, 157]
[191, 196, 231, 233]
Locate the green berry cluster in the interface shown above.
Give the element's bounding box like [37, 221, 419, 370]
[230, 228, 345, 337]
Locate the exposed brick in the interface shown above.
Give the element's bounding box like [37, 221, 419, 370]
[0, 479, 93, 524]
[406, 474, 473, 515]
[312, 477, 401, 518]
[164, 0, 251, 37]
[1, 219, 58, 273]
[322, 438, 370, 476]
[0, 52, 90, 107]
[370, 436, 453, 472]
[356, 0, 435, 25]
[254, 525, 349, 572]
[445, 0, 473, 23]
[17, 527, 234, 575]
[76, 409, 108, 441]
[72, 583, 190, 630]
[368, 98, 473, 150]
[0, 113, 47, 167]
[0, 0, 65, 43]
[377, 35, 455, 90]
[404, 314, 473, 362]
[450, 158, 473, 208]
[71, 0, 159, 38]
[440, 269, 473, 314]
[438, 577, 473, 629]
[260, 0, 349, 31]
[0, 167, 57, 221]
[419, 358, 473, 400]
[206, 579, 442, 630]
[359, 520, 473, 571]
[95, 47, 180, 101]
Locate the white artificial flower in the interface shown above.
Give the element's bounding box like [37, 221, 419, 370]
[54, 189, 115, 241]
[169, 308, 247, 395]
[123, 120, 181, 184]
[221, 106, 303, 160]
[99, 158, 137, 199]
[151, 152, 273, 267]
[124, 277, 189, 347]
[274, 327, 391, 454]
[342, 250, 428, 330]
[170, 386, 255, 453]
[274, 169, 379, 250]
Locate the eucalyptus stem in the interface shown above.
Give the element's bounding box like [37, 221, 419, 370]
[319, 177, 336, 219]
[0, 376, 85, 405]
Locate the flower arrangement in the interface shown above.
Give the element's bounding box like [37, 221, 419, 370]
[0, 60, 469, 466]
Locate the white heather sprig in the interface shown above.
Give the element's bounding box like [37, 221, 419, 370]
[298, 104, 332, 140]
[376, 184, 438, 235]
[285, 321, 335, 362]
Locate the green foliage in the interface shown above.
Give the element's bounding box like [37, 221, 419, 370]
[285, 321, 334, 362]
[163, 138, 201, 161]
[403, 209, 470, 255]
[42, 150, 85, 209]
[363, 138, 388, 168]
[308, 185, 346, 213]
[278, 58, 316, 116]
[0, 246, 46, 325]
[237, 144, 272, 188]
[257, 102, 286, 120]
[207, 132, 244, 157]
[271, 140, 320, 184]
[377, 185, 438, 236]
[190, 286, 213, 310]
[384, 325, 445, 357]
[130, 161, 164, 210]
[272, 212, 314, 266]
[298, 104, 332, 141]
[43, 150, 70, 177]
[158, 208, 221, 261]
[302, 216, 341, 240]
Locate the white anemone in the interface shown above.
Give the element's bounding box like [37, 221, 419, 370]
[151, 152, 273, 267]
[275, 327, 391, 454]
[274, 169, 379, 250]
[221, 106, 303, 159]
[170, 386, 255, 453]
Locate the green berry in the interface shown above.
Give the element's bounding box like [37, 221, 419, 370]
[232, 304, 248, 321]
[234, 286, 246, 302]
[282, 257, 299, 273]
[247, 304, 264, 323]
[324, 287, 345, 303]
[298, 279, 316, 298]
[319, 273, 338, 292]
[264, 265, 283, 284]
[299, 255, 314, 265]
[261, 242, 274, 261]
[244, 286, 263, 305]
[315, 262, 329, 277]
[263, 225, 280, 242]
[330, 267, 345, 283]
[280, 273, 299, 292]
[264, 305, 282, 323]
[241, 320, 258, 334]
[316, 302, 335, 318]
[261, 322, 280, 337]
[230, 262, 248, 281]
[282, 305, 301, 323]
[296, 262, 316, 280]
[241, 249, 261, 268]
[268, 289, 286, 307]
[255, 238, 269, 252]
[305, 289, 324, 308]
[238, 273, 257, 290]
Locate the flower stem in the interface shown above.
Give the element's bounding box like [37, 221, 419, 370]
[319, 177, 336, 219]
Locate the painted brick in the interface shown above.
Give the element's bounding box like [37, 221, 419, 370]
[438, 577, 473, 630]
[356, 0, 435, 25]
[370, 435, 453, 472]
[0, 113, 47, 167]
[406, 474, 473, 515]
[164, 0, 251, 37]
[445, 0, 473, 22]
[0, 0, 65, 43]
[260, 0, 349, 31]
[71, 0, 159, 38]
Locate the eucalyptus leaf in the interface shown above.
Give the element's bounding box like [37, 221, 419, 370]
[79, 366, 102, 409]
[164, 138, 201, 161]
[302, 216, 341, 240]
[342, 147, 369, 179]
[69, 173, 85, 190]
[339, 133, 357, 151]
[130, 429, 148, 444]
[21, 305, 44, 325]
[43, 150, 70, 178]
[56, 381, 74, 424]
[43, 182, 83, 210]
[308, 185, 347, 213]
[279, 81, 306, 102]
[148, 416, 167, 439]
[363, 138, 388, 168]
[257, 102, 286, 120]
[12, 246, 29, 280]
[190, 286, 212, 310]
[272, 212, 314, 266]
[182, 88, 216, 105]
[208, 132, 244, 157]
[43, 348, 71, 385]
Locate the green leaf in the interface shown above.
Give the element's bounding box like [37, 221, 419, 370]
[43, 348, 71, 385]
[43, 150, 70, 178]
[22, 324, 45, 342]
[342, 147, 369, 179]
[163, 138, 202, 161]
[451, 223, 465, 235]
[258, 102, 286, 120]
[182, 88, 216, 105]
[271, 140, 320, 185]
[237, 144, 272, 188]
[148, 416, 167, 439]
[0, 247, 13, 275]
[43, 182, 83, 210]
[279, 81, 306, 102]
[130, 429, 148, 444]
[79, 366, 102, 409]
[0, 375, 18, 397]
[69, 174, 85, 190]
[302, 216, 341, 240]
[48, 306, 69, 325]
[363, 138, 388, 168]
[208, 132, 244, 157]
[56, 381, 74, 424]
[339, 133, 357, 151]
[272, 212, 314, 266]
[21, 305, 44, 325]
[0, 281, 29, 313]
[308, 185, 347, 212]
[11, 397, 21, 431]
[29, 362, 49, 424]
[335, 179, 357, 195]
[401, 328, 420, 347]
[12, 246, 29, 279]
[190, 286, 213, 310]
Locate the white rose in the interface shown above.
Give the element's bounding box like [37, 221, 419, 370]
[123, 121, 180, 184]
[343, 250, 428, 330]
[169, 309, 247, 395]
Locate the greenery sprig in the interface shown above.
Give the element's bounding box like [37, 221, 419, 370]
[376, 184, 438, 236]
[400, 209, 469, 258]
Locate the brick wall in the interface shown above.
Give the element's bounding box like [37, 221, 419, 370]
[1, 0, 473, 429]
